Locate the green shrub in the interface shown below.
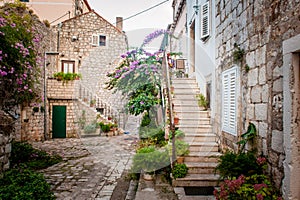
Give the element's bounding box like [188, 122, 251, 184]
[100, 124, 111, 133]
[215, 151, 264, 179]
[10, 141, 62, 170]
[139, 127, 166, 147]
[0, 168, 55, 199]
[172, 163, 188, 179]
[132, 146, 170, 173]
[169, 129, 185, 139]
[141, 112, 151, 127]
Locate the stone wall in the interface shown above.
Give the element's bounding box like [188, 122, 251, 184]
[47, 79, 79, 100]
[215, 0, 300, 192]
[0, 111, 14, 172]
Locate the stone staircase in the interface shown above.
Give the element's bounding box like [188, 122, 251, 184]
[171, 77, 221, 187]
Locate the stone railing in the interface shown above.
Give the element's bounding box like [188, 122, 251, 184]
[78, 84, 127, 129]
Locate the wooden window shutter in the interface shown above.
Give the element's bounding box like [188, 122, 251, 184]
[222, 67, 237, 135]
[200, 1, 210, 39]
[91, 35, 99, 46]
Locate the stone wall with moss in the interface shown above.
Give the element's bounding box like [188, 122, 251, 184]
[214, 0, 300, 193]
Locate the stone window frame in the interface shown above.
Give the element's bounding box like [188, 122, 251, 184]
[282, 33, 300, 200]
[61, 60, 75, 73]
[221, 65, 239, 136]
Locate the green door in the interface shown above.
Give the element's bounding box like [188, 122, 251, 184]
[52, 106, 66, 138]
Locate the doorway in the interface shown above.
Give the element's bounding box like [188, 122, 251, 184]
[52, 105, 66, 138]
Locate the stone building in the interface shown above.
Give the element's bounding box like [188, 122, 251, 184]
[46, 10, 128, 138]
[214, 0, 300, 198]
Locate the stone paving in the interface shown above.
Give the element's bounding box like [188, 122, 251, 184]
[32, 134, 138, 200]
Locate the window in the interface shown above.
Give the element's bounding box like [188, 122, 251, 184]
[62, 61, 75, 73]
[20, 0, 29, 2]
[200, 1, 210, 39]
[91, 35, 106, 46]
[99, 35, 106, 46]
[222, 67, 238, 135]
[91, 35, 99, 46]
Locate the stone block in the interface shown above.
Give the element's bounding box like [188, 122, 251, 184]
[258, 122, 268, 138]
[272, 65, 283, 80]
[251, 85, 262, 103]
[256, 45, 266, 66]
[255, 103, 268, 121]
[248, 104, 255, 120]
[271, 130, 283, 153]
[273, 78, 283, 93]
[248, 68, 258, 86]
[246, 51, 255, 68]
[261, 84, 269, 103]
[259, 65, 266, 84]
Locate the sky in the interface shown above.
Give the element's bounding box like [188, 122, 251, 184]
[88, 0, 173, 49]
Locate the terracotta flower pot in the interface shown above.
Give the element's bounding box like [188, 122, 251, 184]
[174, 117, 179, 125]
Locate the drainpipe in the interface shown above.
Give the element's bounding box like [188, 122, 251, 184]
[57, 23, 62, 52]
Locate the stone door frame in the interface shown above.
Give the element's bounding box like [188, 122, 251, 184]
[282, 33, 300, 200]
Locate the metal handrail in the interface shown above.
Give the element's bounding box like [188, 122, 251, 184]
[162, 51, 176, 165]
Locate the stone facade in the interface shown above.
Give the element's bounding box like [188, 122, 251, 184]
[215, 0, 300, 197]
[46, 10, 128, 138]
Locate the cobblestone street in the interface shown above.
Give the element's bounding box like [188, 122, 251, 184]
[32, 135, 138, 200]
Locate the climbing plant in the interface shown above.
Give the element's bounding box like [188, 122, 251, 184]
[0, 2, 43, 109]
[106, 30, 171, 116]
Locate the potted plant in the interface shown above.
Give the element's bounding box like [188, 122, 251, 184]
[53, 72, 64, 81]
[196, 93, 209, 110]
[174, 115, 179, 125]
[172, 163, 188, 179]
[90, 99, 96, 107]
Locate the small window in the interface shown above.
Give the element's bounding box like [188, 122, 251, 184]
[200, 1, 210, 39]
[99, 35, 106, 46]
[91, 35, 106, 46]
[20, 0, 29, 2]
[62, 61, 75, 73]
[222, 66, 238, 135]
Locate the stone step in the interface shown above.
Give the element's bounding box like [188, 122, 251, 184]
[172, 174, 220, 187]
[172, 78, 197, 84]
[177, 110, 210, 117]
[184, 134, 216, 142]
[173, 99, 199, 105]
[172, 84, 199, 90]
[174, 106, 202, 112]
[184, 152, 221, 163]
[185, 162, 218, 174]
[176, 126, 213, 133]
[173, 102, 199, 107]
[174, 88, 200, 94]
[174, 94, 198, 100]
[188, 142, 219, 152]
[179, 118, 211, 125]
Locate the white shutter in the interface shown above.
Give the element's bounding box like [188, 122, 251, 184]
[200, 1, 210, 39]
[91, 34, 99, 46]
[63, 63, 69, 73]
[222, 67, 237, 135]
